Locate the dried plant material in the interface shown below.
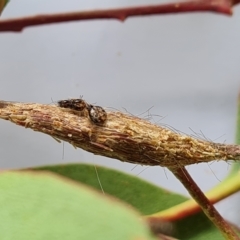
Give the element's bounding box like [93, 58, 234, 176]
[0, 100, 239, 168]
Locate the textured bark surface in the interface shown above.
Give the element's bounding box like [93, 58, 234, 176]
[0, 100, 239, 168]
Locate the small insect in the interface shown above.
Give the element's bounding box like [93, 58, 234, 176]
[87, 105, 107, 125]
[57, 98, 87, 111]
[58, 98, 107, 125]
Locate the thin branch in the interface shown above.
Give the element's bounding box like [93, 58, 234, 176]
[0, 100, 240, 168]
[169, 166, 240, 240]
[0, 0, 238, 33]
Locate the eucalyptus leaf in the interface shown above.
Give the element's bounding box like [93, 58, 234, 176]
[0, 0, 9, 15]
[0, 171, 156, 240]
[33, 163, 224, 239]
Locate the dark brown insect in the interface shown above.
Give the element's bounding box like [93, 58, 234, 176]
[58, 98, 107, 125]
[87, 105, 107, 125]
[57, 98, 87, 111]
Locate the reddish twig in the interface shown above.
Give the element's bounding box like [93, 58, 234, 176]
[0, 0, 239, 32]
[168, 166, 240, 240]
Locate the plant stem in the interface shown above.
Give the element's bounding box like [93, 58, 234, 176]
[0, 100, 240, 167]
[169, 166, 240, 240]
[147, 173, 240, 221]
[0, 0, 238, 32]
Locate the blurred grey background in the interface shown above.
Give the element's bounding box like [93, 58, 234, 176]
[0, 0, 240, 226]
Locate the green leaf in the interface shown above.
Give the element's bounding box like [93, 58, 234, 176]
[0, 0, 9, 15]
[35, 163, 186, 215]
[235, 95, 240, 145]
[228, 95, 240, 177]
[32, 163, 224, 239]
[0, 171, 156, 240]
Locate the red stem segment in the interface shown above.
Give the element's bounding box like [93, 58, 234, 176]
[169, 166, 240, 240]
[0, 0, 238, 32]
